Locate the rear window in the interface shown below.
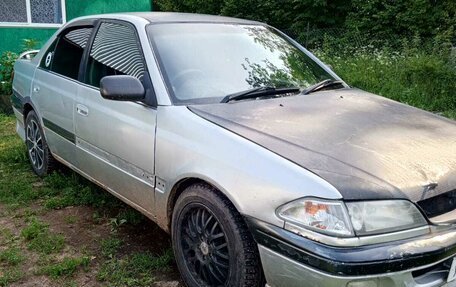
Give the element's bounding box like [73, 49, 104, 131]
[40, 27, 93, 80]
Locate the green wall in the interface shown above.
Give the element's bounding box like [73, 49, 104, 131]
[0, 0, 152, 54]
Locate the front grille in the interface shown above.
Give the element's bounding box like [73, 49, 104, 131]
[417, 190, 456, 218]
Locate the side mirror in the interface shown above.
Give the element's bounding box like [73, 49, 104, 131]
[100, 75, 145, 101]
[19, 50, 40, 60]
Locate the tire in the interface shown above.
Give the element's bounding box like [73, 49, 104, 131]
[25, 110, 57, 176]
[172, 183, 264, 287]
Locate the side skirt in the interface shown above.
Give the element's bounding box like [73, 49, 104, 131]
[51, 152, 158, 223]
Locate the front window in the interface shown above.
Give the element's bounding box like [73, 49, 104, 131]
[148, 23, 335, 104]
[85, 22, 145, 88]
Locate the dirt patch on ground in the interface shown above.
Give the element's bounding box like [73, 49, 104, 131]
[1, 204, 183, 287]
[41, 206, 111, 252]
[117, 220, 173, 256]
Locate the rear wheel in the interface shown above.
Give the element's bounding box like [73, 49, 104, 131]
[172, 183, 264, 287]
[25, 111, 56, 176]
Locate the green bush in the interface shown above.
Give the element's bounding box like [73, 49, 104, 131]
[346, 0, 455, 47]
[0, 39, 39, 114]
[155, 0, 455, 47]
[0, 51, 17, 114]
[0, 52, 17, 87]
[314, 41, 456, 117]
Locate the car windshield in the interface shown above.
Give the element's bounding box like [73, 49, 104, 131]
[147, 23, 336, 104]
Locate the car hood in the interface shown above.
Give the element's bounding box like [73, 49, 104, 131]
[189, 88, 456, 201]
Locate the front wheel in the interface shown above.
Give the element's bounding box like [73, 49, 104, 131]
[172, 184, 264, 287]
[25, 111, 56, 176]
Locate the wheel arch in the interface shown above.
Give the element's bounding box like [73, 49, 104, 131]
[22, 98, 41, 124]
[166, 176, 242, 231]
[23, 102, 34, 121]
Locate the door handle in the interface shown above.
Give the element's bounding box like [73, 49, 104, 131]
[33, 86, 40, 93]
[76, 104, 89, 116]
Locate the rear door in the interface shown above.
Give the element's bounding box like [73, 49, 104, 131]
[32, 24, 94, 165]
[75, 20, 157, 216]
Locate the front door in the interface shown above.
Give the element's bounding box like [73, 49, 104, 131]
[75, 21, 157, 217]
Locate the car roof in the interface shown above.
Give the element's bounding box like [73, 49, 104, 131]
[88, 12, 263, 25]
[131, 12, 262, 24]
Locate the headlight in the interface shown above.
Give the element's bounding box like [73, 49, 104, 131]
[277, 198, 427, 238]
[277, 198, 354, 236]
[346, 200, 427, 236]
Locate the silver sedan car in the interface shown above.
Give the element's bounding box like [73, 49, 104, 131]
[11, 12, 456, 287]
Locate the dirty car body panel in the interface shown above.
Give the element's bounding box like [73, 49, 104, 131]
[189, 89, 456, 202]
[11, 12, 456, 287]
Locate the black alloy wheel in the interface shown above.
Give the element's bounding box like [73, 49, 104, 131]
[172, 183, 264, 287]
[180, 204, 230, 285]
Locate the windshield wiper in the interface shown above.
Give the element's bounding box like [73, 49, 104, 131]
[221, 86, 300, 103]
[300, 79, 344, 95]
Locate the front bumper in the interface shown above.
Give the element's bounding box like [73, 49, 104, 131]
[245, 217, 456, 287]
[260, 245, 455, 287]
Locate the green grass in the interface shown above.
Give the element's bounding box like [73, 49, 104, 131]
[97, 249, 174, 287]
[0, 248, 25, 266]
[101, 237, 123, 258]
[0, 267, 22, 287]
[39, 256, 90, 279]
[42, 172, 122, 210]
[21, 218, 65, 254]
[21, 218, 49, 240]
[0, 228, 14, 246]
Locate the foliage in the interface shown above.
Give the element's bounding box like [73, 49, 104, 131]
[346, 0, 455, 47]
[0, 51, 17, 114]
[155, 0, 224, 15]
[155, 0, 352, 38]
[314, 39, 456, 116]
[0, 51, 17, 95]
[22, 38, 40, 52]
[154, 0, 455, 47]
[0, 38, 39, 114]
[222, 0, 351, 35]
